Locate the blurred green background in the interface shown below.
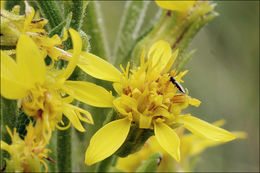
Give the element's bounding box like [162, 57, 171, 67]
[99, 1, 259, 172]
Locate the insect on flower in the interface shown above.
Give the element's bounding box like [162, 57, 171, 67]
[170, 76, 186, 93]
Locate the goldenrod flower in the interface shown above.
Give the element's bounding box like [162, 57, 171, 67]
[116, 120, 246, 172]
[0, 124, 51, 172]
[0, 29, 114, 143]
[1, 2, 68, 61]
[81, 40, 235, 165]
[0, 2, 47, 45]
[155, 0, 196, 12]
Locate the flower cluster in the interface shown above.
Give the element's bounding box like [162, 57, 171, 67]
[0, 1, 243, 172]
[1, 3, 113, 171]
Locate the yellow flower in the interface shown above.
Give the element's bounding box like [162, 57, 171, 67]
[0, 2, 68, 61]
[0, 124, 51, 172]
[0, 28, 114, 144]
[155, 0, 196, 12]
[0, 2, 47, 45]
[81, 40, 235, 165]
[116, 120, 247, 172]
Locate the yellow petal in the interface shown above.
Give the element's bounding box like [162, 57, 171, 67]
[16, 34, 46, 86]
[155, 0, 196, 12]
[189, 138, 222, 156]
[154, 121, 180, 161]
[78, 52, 122, 82]
[63, 81, 114, 107]
[113, 83, 122, 95]
[61, 29, 82, 81]
[64, 103, 94, 124]
[139, 115, 152, 129]
[62, 103, 86, 132]
[148, 40, 172, 72]
[189, 98, 201, 107]
[212, 119, 226, 127]
[1, 51, 29, 99]
[162, 49, 179, 73]
[85, 117, 131, 165]
[231, 131, 247, 139]
[177, 115, 235, 142]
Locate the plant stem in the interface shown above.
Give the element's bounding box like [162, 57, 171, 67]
[57, 117, 71, 172]
[95, 155, 117, 173]
[82, 1, 110, 59]
[56, 1, 89, 172]
[113, 1, 150, 67]
[35, 1, 63, 30]
[0, 97, 17, 168]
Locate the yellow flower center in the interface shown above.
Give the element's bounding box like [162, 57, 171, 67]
[114, 61, 190, 129]
[21, 83, 62, 118]
[19, 83, 64, 143]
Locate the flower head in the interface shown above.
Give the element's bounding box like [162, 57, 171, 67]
[0, 2, 47, 46]
[0, 2, 68, 61]
[80, 40, 235, 165]
[1, 29, 114, 144]
[0, 124, 51, 172]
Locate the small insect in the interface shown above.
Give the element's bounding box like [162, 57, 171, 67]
[170, 76, 186, 93]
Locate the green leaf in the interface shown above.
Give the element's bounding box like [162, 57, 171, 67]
[130, 2, 216, 70]
[4, 1, 24, 11]
[48, 21, 66, 37]
[136, 152, 162, 173]
[173, 13, 217, 70]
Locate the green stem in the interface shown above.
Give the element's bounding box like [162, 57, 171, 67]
[131, 2, 216, 68]
[47, 131, 57, 172]
[0, 97, 18, 168]
[56, 2, 89, 172]
[82, 1, 110, 59]
[95, 155, 117, 173]
[0, 97, 17, 142]
[57, 117, 71, 172]
[113, 1, 150, 67]
[71, 1, 88, 30]
[35, 1, 63, 30]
